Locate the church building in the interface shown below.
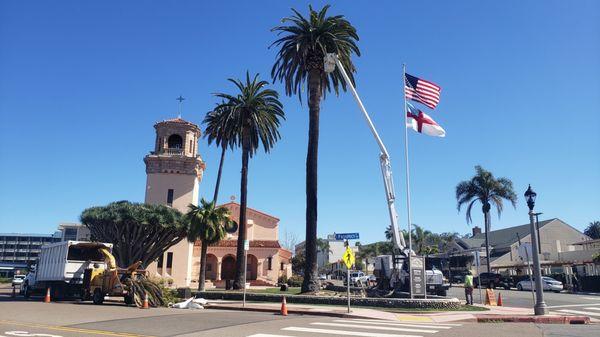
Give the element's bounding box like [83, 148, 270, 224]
[143, 116, 291, 288]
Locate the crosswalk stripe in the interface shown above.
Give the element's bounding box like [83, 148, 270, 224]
[311, 322, 438, 334]
[557, 309, 600, 317]
[346, 318, 461, 327]
[282, 326, 421, 337]
[247, 334, 294, 337]
[585, 307, 600, 311]
[583, 297, 600, 301]
[339, 318, 458, 328]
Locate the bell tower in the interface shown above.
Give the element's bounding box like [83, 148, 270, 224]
[144, 117, 205, 287]
[144, 118, 205, 211]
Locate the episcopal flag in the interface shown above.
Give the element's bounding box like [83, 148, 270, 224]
[405, 73, 441, 109]
[406, 103, 445, 137]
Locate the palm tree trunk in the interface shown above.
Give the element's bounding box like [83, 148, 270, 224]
[212, 146, 226, 203]
[484, 211, 491, 273]
[198, 240, 208, 291]
[302, 68, 322, 293]
[233, 141, 250, 290]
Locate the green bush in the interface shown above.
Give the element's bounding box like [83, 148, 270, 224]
[287, 275, 303, 287]
[277, 275, 288, 285]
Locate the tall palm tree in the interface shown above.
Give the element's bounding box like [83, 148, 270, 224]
[203, 103, 235, 203]
[213, 72, 285, 289]
[412, 225, 432, 255]
[271, 5, 360, 293]
[185, 199, 235, 291]
[456, 165, 517, 272]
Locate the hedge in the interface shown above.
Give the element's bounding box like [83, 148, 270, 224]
[194, 291, 461, 310]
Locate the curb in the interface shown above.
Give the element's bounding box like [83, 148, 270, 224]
[475, 314, 590, 324]
[204, 304, 381, 320]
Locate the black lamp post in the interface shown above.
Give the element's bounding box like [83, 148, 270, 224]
[524, 185, 548, 315]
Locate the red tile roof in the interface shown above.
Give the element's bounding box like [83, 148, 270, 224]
[217, 202, 280, 221]
[213, 240, 282, 248]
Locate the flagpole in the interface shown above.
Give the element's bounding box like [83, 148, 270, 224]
[403, 63, 414, 299]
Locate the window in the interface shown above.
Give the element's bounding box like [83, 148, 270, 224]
[167, 134, 183, 149]
[267, 257, 272, 270]
[207, 264, 212, 271]
[157, 254, 164, 268]
[166, 252, 173, 269]
[189, 140, 193, 153]
[63, 228, 78, 241]
[280, 262, 284, 271]
[166, 189, 174, 207]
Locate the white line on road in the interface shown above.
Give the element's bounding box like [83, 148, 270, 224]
[246, 334, 295, 337]
[282, 327, 421, 337]
[548, 303, 600, 309]
[311, 322, 438, 334]
[583, 297, 600, 301]
[340, 318, 462, 326]
[557, 309, 600, 317]
[336, 319, 457, 328]
[585, 307, 600, 311]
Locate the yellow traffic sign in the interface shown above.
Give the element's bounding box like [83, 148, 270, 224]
[342, 247, 355, 269]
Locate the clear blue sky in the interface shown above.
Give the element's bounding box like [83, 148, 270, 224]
[1, 1, 598, 245]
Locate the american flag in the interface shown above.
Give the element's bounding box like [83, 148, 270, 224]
[405, 73, 441, 109]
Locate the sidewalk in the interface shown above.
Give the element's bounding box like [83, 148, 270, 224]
[204, 299, 590, 324]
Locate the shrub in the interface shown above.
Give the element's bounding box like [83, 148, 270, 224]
[278, 275, 288, 285]
[287, 275, 303, 287]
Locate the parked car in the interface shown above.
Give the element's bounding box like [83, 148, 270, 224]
[517, 277, 563, 293]
[343, 271, 366, 286]
[318, 274, 327, 280]
[11, 275, 25, 287]
[473, 272, 513, 290]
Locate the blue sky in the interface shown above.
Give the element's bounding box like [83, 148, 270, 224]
[1, 1, 599, 245]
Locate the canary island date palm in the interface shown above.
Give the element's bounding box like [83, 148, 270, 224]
[203, 103, 236, 203]
[271, 5, 360, 293]
[185, 199, 235, 291]
[213, 72, 285, 289]
[456, 165, 517, 272]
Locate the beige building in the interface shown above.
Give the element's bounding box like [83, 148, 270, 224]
[143, 117, 291, 288]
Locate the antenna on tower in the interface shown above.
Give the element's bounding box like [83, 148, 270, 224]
[176, 95, 185, 118]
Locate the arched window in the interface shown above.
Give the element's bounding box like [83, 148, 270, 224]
[167, 134, 183, 149]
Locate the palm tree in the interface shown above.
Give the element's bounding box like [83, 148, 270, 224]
[412, 225, 432, 255]
[456, 165, 517, 272]
[271, 5, 360, 293]
[185, 199, 235, 291]
[584, 221, 600, 239]
[213, 72, 285, 289]
[203, 103, 236, 203]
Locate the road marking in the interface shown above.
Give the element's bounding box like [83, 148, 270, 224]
[282, 327, 420, 337]
[585, 307, 600, 311]
[583, 297, 600, 301]
[311, 322, 437, 334]
[332, 319, 453, 329]
[557, 309, 600, 317]
[395, 315, 433, 322]
[246, 334, 295, 337]
[348, 318, 461, 327]
[548, 303, 600, 309]
[0, 321, 153, 337]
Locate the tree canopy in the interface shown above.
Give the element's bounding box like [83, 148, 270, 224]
[584, 221, 600, 239]
[80, 201, 186, 268]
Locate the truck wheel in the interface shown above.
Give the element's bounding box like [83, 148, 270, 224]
[489, 282, 495, 289]
[437, 289, 447, 297]
[93, 289, 104, 305]
[124, 294, 134, 306]
[517, 284, 523, 291]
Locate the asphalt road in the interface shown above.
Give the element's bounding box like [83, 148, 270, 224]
[1, 285, 599, 337]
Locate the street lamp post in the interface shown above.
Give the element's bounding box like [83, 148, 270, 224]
[524, 185, 548, 315]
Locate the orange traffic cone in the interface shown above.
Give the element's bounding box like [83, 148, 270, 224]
[44, 287, 51, 303]
[280, 296, 288, 316]
[497, 293, 503, 306]
[141, 291, 149, 309]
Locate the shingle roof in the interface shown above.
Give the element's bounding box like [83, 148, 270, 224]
[469, 218, 557, 249]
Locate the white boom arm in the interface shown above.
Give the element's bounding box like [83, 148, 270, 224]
[325, 54, 406, 252]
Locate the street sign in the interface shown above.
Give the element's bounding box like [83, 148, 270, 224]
[342, 247, 355, 269]
[335, 233, 360, 240]
[244, 239, 249, 251]
[410, 256, 426, 297]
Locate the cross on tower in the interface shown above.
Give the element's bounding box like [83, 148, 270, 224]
[176, 95, 185, 118]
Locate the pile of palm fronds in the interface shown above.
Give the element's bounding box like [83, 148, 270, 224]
[123, 277, 166, 307]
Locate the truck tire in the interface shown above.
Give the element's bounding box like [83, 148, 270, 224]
[93, 289, 104, 305]
[124, 294, 134, 306]
[488, 282, 495, 289]
[437, 289, 447, 297]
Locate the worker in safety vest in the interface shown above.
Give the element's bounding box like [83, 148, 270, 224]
[464, 270, 474, 305]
